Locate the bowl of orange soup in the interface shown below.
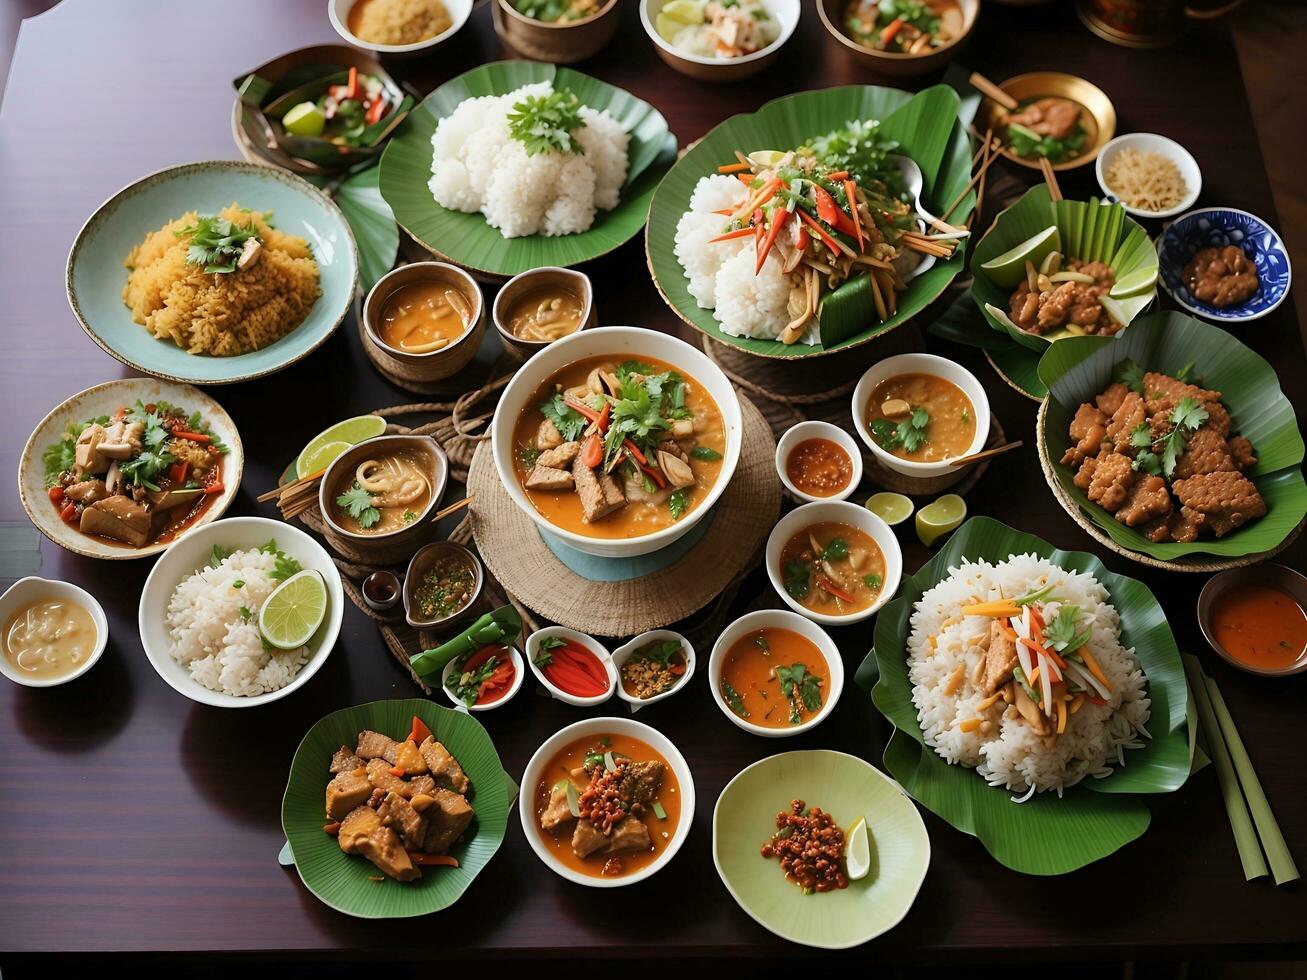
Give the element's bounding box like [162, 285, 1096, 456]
[851, 353, 989, 479]
[520, 716, 695, 887]
[1197, 564, 1307, 677]
[361, 261, 485, 384]
[709, 609, 844, 737]
[491, 326, 742, 558]
[766, 500, 902, 625]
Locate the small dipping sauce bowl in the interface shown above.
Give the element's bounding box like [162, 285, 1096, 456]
[403, 541, 484, 631]
[774, 420, 863, 504]
[1197, 564, 1307, 677]
[0, 577, 108, 688]
[492, 266, 596, 362]
[362, 262, 486, 384]
[361, 570, 402, 613]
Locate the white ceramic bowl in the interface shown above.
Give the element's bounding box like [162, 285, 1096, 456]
[640, 0, 801, 82]
[765, 500, 902, 626]
[774, 420, 863, 504]
[610, 629, 695, 712]
[525, 626, 617, 707]
[708, 609, 844, 737]
[0, 577, 108, 688]
[138, 516, 344, 708]
[19, 378, 243, 560]
[1095, 132, 1201, 220]
[490, 325, 743, 558]
[440, 644, 526, 712]
[328, 0, 475, 55]
[851, 353, 990, 479]
[519, 716, 696, 888]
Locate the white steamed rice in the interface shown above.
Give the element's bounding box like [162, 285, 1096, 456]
[907, 554, 1150, 800]
[428, 81, 630, 238]
[166, 548, 309, 698]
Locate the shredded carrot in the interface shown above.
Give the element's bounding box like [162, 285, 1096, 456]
[959, 718, 982, 733]
[1069, 694, 1085, 714]
[880, 17, 905, 44]
[718, 162, 751, 174]
[976, 692, 1001, 711]
[709, 227, 755, 244]
[1028, 666, 1040, 686]
[1078, 647, 1112, 690]
[1056, 698, 1067, 734]
[961, 600, 1021, 618]
[826, 170, 849, 181]
[844, 179, 864, 251]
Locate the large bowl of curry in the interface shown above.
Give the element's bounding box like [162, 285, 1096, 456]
[490, 325, 743, 559]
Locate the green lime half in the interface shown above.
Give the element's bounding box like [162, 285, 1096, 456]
[1110, 265, 1158, 299]
[865, 492, 914, 526]
[979, 225, 1061, 288]
[259, 570, 328, 651]
[282, 101, 326, 138]
[296, 415, 386, 478]
[915, 494, 967, 547]
[656, 0, 705, 41]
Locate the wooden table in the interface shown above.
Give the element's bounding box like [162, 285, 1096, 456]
[1, 0, 1304, 961]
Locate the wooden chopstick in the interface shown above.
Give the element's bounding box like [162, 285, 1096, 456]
[257, 467, 325, 503]
[970, 72, 1018, 112]
[1039, 156, 1063, 202]
[949, 440, 1024, 468]
[940, 137, 1001, 224]
[430, 496, 473, 523]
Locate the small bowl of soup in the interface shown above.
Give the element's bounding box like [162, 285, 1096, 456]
[1197, 564, 1307, 677]
[0, 577, 108, 688]
[362, 262, 486, 383]
[765, 500, 902, 626]
[775, 420, 863, 503]
[493, 266, 596, 361]
[319, 434, 448, 563]
[851, 353, 990, 479]
[709, 609, 844, 737]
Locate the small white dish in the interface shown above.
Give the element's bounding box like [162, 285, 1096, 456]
[1095, 132, 1201, 220]
[138, 516, 343, 709]
[708, 609, 844, 738]
[610, 629, 696, 712]
[774, 420, 863, 504]
[525, 626, 616, 707]
[851, 352, 990, 479]
[440, 644, 526, 712]
[328, 0, 475, 55]
[0, 577, 108, 688]
[640, 0, 801, 82]
[519, 715, 696, 888]
[765, 500, 902, 626]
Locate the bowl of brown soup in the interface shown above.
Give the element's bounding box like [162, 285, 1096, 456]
[492, 266, 596, 361]
[362, 262, 485, 384]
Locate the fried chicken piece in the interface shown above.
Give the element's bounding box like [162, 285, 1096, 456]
[1037, 281, 1079, 333]
[1074, 261, 1115, 285]
[1095, 382, 1129, 417]
[1007, 97, 1080, 140]
[1142, 372, 1221, 418]
[1086, 452, 1133, 513]
[1172, 471, 1267, 538]
[1009, 282, 1041, 333]
[1140, 506, 1206, 544]
[1229, 435, 1257, 471]
[1105, 392, 1146, 455]
[1074, 454, 1098, 490]
[1062, 403, 1109, 466]
[1117, 474, 1172, 527]
[1173, 425, 1236, 480]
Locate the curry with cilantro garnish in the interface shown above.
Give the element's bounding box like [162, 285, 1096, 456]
[511, 355, 726, 539]
[865, 372, 976, 463]
[330, 446, 437, 535]
[779, 521, 885, 616]
[719, 627, 829, 730]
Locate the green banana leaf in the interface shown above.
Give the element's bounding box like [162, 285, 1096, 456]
[646, 84, 977, 360]
[970, 184, 1159, 353]
[988, 343, 1050, 401]
[927, 293, 1050, 401]
[863, 516, 1193, 875]
[379, 61, 675, 278]
[1039, 311, 1307, 560]
[334, 166, 399, 294]
[282, 699, 513, 918]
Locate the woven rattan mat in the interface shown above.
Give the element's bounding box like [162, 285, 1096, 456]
[465, 392, 781, 636]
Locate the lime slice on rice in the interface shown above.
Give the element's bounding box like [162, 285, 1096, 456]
[656, 0, 705, 41]
[980, 225, 1061, 288]
[846, 816, 872, 881]
[915, 494, 967, 547]
[865, 491, 914, 526]
[259, 570, 328, 651]
[1110, 265, 1158, 299]
[295, 415, 386, 478]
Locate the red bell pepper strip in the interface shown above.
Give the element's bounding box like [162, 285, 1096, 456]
[170, 430, 210, 444]
[364, 94, 387, 126]
[795, 226, 811, 252]
[755, 206, 791, 275]
[203, 482, 225, 495]
[798, 210, 843, 256]
[818, 577, 857, 603]
[595, 401, 611, 433]
[582, 433, 603, 469]
[844, 179, 864, 251]
[623, 439, 648, 466]
[813, 184, 841, 227]
[638, 459, 666, 489]
[562, 396, 601, 423]
[168, 461, 189, 485]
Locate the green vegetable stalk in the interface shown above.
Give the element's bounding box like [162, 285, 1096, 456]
[410, 605, 522, 680]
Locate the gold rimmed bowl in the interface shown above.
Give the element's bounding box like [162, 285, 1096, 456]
[977, 71, 1116, 172]
[491, 266, 596, 361]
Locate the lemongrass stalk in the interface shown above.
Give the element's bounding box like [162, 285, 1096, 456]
[1204, 676, 1300, 885]
[1181, 654, 1266, 881]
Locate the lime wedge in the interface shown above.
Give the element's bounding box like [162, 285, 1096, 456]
[656, 0, 705, 41]
[846, 816, 871, 881]
[865, 492, 914, 526]
[747, 150, 786, 169]
[916, 493, 967, 547]
[282, 101, 325, 138]
[296, 415, 386, 478]
[1110, 265, 1158, 299]
[259, 570, 328, 650]
[980, 225, 1061, 288]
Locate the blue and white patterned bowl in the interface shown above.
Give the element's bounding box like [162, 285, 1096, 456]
[1157, 207, 1291, 323]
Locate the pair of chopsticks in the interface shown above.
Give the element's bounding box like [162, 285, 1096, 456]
[1182, 654, 1299, 885]
[256, 470, 475, 525]
[966, 72, 1064, 211]
[939, 124, 1002, 229]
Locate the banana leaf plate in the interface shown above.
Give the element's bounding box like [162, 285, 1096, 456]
[281, 699, 515, 918]
[379, 61, 676, 280]
[927, 290, 1047, 401]
[970, 183, 1158, 353]
[645, 84, 977, 359]
[859, 517, 1194, 876]
[1037, 311, 1307, 565]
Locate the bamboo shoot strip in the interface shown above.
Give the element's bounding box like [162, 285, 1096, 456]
[1204, 676, 1300, 885]
[1181, 654, 1267, 881]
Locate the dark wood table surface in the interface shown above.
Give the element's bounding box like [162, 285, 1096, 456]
[2, 0, 1304, 960]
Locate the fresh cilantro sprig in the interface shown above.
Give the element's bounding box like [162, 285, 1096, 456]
[335, 483, 380, 529]
[820, 538, 848, 562]
[539, 394, 588, 443]
[42, 415, 111, 486]
[784, 560, 812, 601]
[260, 539, 303, 582]
[668, 489, 689, 520]
[1131, 397, 1209, 479]
[507, 89, 587, 156]
[175, 215, 260, 274]
[776, 663, 823, 723]
[1114, 358, 1145, 394]
[871, 406, 930, 454]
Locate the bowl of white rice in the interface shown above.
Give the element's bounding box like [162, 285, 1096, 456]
[138, 516, 343, 708]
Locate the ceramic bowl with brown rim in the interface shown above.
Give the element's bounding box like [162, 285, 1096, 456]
[402, 540, 485, 630]
[361, 261, 486, 385]
[1197, 564, 1307, 677]
[328, 0, 478, 57]
[492, 266, 596, 361]
[492, 0, 620, 63]
[318, 434, 449, 563]
[641, 0, 800, 83]
[817, 0, 978, 78]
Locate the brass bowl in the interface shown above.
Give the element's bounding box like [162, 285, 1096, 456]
[1197, 564, 1307, 677]
[403, 541, 485, 630]
[492, 266, 596, 362]
[816, 0, 979, 79]
[491, 0, 620, 64]
[361, 261, 486, 384]
[977, 71, 1117, 172]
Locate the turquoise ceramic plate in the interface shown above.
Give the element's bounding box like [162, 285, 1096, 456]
[713, 750, 930, 949]
[67, 160, 358, 384]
